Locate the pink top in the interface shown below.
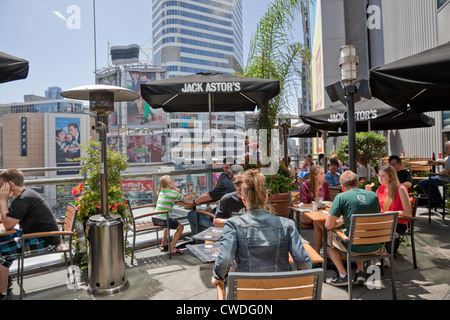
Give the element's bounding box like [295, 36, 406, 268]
[299, 180, 331, 204]
[377, 184, 408, 226]
[301, 161, 313, 172]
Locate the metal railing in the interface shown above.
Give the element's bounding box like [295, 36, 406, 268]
[3, 162, 223, 218]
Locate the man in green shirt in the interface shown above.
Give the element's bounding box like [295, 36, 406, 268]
[134, 138, 149, 163]
[325, 171, 381, 287]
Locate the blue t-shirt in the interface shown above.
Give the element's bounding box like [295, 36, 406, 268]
[325, 171, 341, 187]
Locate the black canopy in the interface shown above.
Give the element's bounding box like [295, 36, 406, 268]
[140, 72, 280, 113]
[300, 99, 435, 132]
[370, 41, 450, 113]
[0, 52, 29, 84]
[288, 124, 322, 138]
[288, 123, 346, 138]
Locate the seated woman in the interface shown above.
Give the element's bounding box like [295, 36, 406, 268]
[299, 165, 331, 253]
[211, 169, 312, 287]
[366, 165, 412, 254]
[301, 154, 314, 172]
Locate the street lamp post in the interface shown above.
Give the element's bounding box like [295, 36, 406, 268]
[339, 45, 359, 173]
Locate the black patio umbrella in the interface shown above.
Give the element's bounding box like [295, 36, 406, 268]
[370, 41, 450, 113]
[140, 72, 280, 113]
[300, 98, 435, 132]
[288, 123, 322, 138]
[288, 123, 346, 138]
[0, 51, 29, 84]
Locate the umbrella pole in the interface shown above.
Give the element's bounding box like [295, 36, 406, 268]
[209, 94, 212, 145]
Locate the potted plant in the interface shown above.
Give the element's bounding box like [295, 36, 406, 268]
[71, 139, 131, 266]
[337, 132, 387, 177]
[264, 161, 298, 218]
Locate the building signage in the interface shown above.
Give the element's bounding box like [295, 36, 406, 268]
[181, 82, 241, 93]
[20, 117, 27, 156]
[327, 109, 378, 122]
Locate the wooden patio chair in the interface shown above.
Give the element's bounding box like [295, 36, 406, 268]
[327, 211, 399, 300]
[403, 196, 419, 269]
[17, 204, 78, 300]
[124, 199, 172, 264]
[217, 268, 324, 300]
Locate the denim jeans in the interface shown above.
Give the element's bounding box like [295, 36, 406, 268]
[187, 210, 213, 235]
[419, 177, 447, 207]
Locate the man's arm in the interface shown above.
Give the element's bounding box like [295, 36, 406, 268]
[213, 217, 227, 227]
[194, 192, 213, 204]
[325, 214, 339, 230]
[0, 184, 19, 230]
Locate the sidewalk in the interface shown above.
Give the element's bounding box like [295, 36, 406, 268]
[9, 207, 450, 300]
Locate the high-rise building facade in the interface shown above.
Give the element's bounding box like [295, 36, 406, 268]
[152, 0, 244, 77]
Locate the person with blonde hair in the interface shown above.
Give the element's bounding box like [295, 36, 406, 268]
[211, 169, 311, 286]
[299, 165, 331, 253]
[366, 165, 411, 254]
[152, 175, 192, 255]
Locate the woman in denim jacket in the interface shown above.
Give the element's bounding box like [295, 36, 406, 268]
[211, 170, 312, 285]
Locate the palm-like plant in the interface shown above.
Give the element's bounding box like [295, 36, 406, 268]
[239, 0, 309, 132]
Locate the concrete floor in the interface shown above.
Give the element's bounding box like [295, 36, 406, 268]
[9, 207, 450, 301]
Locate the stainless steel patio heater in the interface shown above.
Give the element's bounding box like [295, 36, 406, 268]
[61, 84, 139, 296]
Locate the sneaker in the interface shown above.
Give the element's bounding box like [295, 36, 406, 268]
[354, 271, 365, 285]
[330, 274, 348, 287]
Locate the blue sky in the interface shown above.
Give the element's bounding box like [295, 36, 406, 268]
[0, 0, 302, 104]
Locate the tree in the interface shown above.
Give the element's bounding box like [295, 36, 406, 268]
[238, 0, 309, 133]
[336, 132, 387, 171]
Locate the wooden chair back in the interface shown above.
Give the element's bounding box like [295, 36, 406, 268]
[348, 212, 398, 247]
[220, 269, 323, 300]
[409, 158, 431, 172]
[289, 191, 300, 206]
[329, 187, 341, 201]
[62, 204, 77, 232]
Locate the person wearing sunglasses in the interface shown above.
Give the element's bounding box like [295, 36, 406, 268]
[213, 167, 246, 227]
[187, 164, 243, 236]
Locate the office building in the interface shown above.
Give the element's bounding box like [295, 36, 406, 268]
[152, 0, 243, 77]
[151, 0, 245, 163]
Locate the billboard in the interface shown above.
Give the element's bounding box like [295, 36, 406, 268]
[125, 135, 167, 163]
[124, 68, 166, 128]
[55, 117, 81, 163]
[310, 0, 324, 154]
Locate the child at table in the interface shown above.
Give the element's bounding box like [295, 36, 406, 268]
[152, 175, 192, 255]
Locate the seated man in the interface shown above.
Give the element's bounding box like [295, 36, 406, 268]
[0, 169, 60, 299]
[213, 168, 245, 227]
[388, 155, 412, 190]
[324, 171, 381, 287]
[325, 158, 341, 187]
[187, 164, 242, 235]
[419, 141, 450, 209]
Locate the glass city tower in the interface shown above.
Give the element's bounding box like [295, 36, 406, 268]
[152, 0, 243, 77]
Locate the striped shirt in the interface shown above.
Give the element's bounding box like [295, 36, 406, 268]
[155, 189, 185, 218]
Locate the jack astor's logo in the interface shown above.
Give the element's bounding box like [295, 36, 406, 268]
[181, 82, 241, 93]
[327, 109, 378, 122]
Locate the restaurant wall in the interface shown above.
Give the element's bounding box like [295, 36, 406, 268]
[381, 0, 444, 158]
